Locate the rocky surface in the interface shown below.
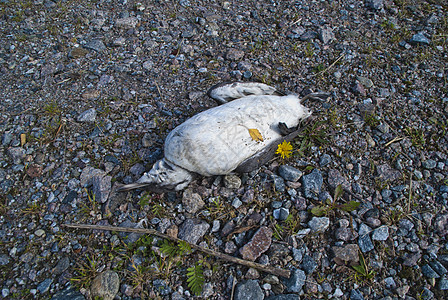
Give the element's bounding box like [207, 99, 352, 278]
[0, 0, 447, 299]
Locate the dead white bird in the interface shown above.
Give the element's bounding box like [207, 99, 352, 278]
[118, 82, 328, 192]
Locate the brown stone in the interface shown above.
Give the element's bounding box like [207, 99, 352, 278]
[239, 226, 272, 261]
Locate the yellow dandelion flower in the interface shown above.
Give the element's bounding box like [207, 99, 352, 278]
[276, 140, 293, 159]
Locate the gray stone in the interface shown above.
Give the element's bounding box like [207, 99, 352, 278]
[273, 208, 289, 221]
[52, 257, 70, 275]
[77, 108, 97, 123]
[0, 254, 10, 265]
[240, 226, 272, 261]
[232, 198, 243, 209]
[367, 0, 383, 10]
[292, 248, 303, 263]
[178, 218, 210, 244]
[7, 147, 25, 164]
[335, 227, 358, 241]
[182, 188, 205, 214]
[226, 49, 245, 61]
[350, 289, 364, 300]
[37, 278, 52, 294]
[300, 31, 317, 41]
[318, 26, 335, 44]
[422, 159, 437, 169]
[235, 280, 264, 300]
[90, 270, 120, 300]
[333, 244, 360, 263]
[129, 163, 145, 176]
[372, 226, 389, 241]
[384, 277, 396, 289]
[356, 76, 374, 88]
[266, 295, 300, 300]
[80, 167, 104, 187]
[302, 169, 323, 199]
[421, 264, 440, 278]
[430, 260, 447, 276]
[403, 251, 422, 266]
[278, 165, 303, 182]
[300, 254, 317, 274]
[84, 39, 106, 52]
[118, 220, 143, 244]
[224, 174, 242, 189]
[92, 175, 111, 203]
[308, 217, 330, 233]
[51, 287, 85, 300]
[358, 224, 374, 253]
[319, 154, 331, 167]
[283, 268, 306, 293]
[272, 175, 285, 192]
[409, 33, 430, 45]
[115, 17, 139, 28]
[439, 278, 448, 290]
[376, 164, 401, 182]
[327, 169, 351, 191]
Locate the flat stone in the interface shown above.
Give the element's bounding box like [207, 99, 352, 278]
[182, 188, 205, 214]
[77, 108, 97, 123]
[178, 218, 210, 244]
[300, 31, 317, 41]
[278, 165, 303, 182]
[92, 175, 111, 203]
[52, 257, 70, 275]
[80, 167, 104, 187]
[319, 154, 331, 167]
[273, 208, 289, 221]
[409, 33, 430, 45]
[234, 280, 263, 300]
[225, 49, 244, 61]
[439, 278, 448, 290]
[302, 169, 323, 199]
[84, 39, 106, 52]
[318, 26, 335, 44]
[429, 260, 448, 276]
[333, 244, 360, 263]
[376, 164, 401, 182]
[421, 264, 440, 278]
[69, 47, 88, 58]
[356, 76, 374, 88]
[300, 254, 317, 274]
[7, 147, 25, 164]
[367, 0, 383, 10]
[403, 251, 422, 266]
[90, 270, 120, 300]
[422, 159, 437, 169]
[272, 175, 286, 192]
[358, 224, 374, 253]
[327, 169, 351, 191]
[266, 294, 299, 300]
[335, 227, 358, 241]
[350, 289, 364, 300]
[308, 217, 330, 233]
[240, 226, 272, 261]
[152, 279, 172, 295]
[115, 17, 139, 28]
[372, 226, 389, 241]
[283, 268, 306, 293]
[37, 278, 52, 294]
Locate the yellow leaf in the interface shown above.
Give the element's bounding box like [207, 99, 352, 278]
[248, 128, 263, 142]
[20, 133, 26, 146]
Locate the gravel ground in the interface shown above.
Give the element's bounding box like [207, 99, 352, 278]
[1, 0, 448, 299]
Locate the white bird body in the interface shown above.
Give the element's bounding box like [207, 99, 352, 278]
[165, 94, 310, 176]
[117, 82, 323, 192]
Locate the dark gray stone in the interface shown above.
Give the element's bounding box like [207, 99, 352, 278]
[439, 278, 448, 290]
[77, 108, 97, 123]
[153, 279, 172, 295]
[91, 270, 120, 300]
[273, 208, 289, 221]
[272, 175, 286, 192]
[302, 169, 323, 199]
[358, 224, 374, 253]
[350, 289, 364, 300]
[422, 159, 437, 169]
[430, 260, 448, 276]
[283, 268, 306, 293]
[37, 278, 52, 294]
[409, 33, 430, 45]
[234, 280, 264, 300]
[278, 165, 303, 182]
[300, 254, 317, 274]
[367, 0, 383, 10]
[422, 264, 440, 278]
[308, 217, 330, 232]
[84, 39, 106, 52]
[266, 295, 300, 300]
[178, 218, 210, 245]
[319, 154, 331, 167]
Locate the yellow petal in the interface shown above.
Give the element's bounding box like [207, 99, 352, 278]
[248, 128, 263, 142]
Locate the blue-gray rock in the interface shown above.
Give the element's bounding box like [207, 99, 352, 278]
[398, 219, 414, 236]
[77, 108, 97, 123]
[273, 208, 289, 221]
[0, 254, 10, 265]
[430, 261, 448, 275]
[178, 218, 210, 245]
[153, 279, 172, 295]
[300, 254, 317, 274]
[308, 217, 330, 233]
[52, 257, 70, 275]
[350, 289, 364, 300]
[90, 270, 120, 300]
[421, 264, 440, 278]
[319, 154, 331, 167]
[439, 278, 448, 290]
[318, 26, 335, 44]
[358, 224, 374, 253]
[283, 268, 306, 293]
[51, 287, 85, 300]
[422, 159, 437, 169]
[92, 175, 111, 204]
[302, 169, 323, 199]
[409, 33, 430, 45]
[372, 226, 389, 241]
[300, 31, 317, 41]
[384, 277, 396, 289]
[37, 278, 53, 294]
[376, 164, 401, 182]
[118, 220, 143, 244]
[367, 0, 383, 10]
[332, 244, 359, 262]
[84, 39, 106, 52]
[272, 175, 286, 192]
[2, 132, 13, 146]
[327, 169, 350, 191]
[130, 163, 145, 176]
[7, 147, 26, 164]
[234, 280, 264, 300]
[278, 165, 303, 182]
[292, 248, 303, 263]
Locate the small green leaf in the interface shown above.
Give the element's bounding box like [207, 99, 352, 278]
[352, 265, 366, 276]
[334, 184, 344, 201]
[339, 201, 361, 212]
[187, 263, 204, 296]
[311, 206, 327, 217]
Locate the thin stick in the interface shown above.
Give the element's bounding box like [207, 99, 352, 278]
[63, 223, 291, 278]
[385, 137, 404, 147]
[312, 54, 344, 77]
